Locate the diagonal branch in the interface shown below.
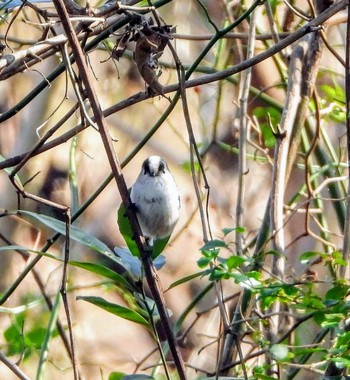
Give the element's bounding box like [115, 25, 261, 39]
[51, 0, 187, 378]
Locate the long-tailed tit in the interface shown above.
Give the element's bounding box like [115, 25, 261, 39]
[130, 156, 180, 246]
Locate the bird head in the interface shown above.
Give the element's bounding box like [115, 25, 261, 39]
[142, 156, 168, 177]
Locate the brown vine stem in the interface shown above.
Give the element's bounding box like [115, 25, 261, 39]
[50, 0, 187, 378]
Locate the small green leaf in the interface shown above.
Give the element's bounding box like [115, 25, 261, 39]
[231, 272, 261, 289]
[254, 374, 279, 380]
[209, 268, 229, 281]
[167, 271, 206, 290]
[329, 105, 346, 123]
[326, 284, 349, 301]
[226, 255, 246, 269]
[320, 83, 345, 103]
[181, 160, 200, 173]
[260, 123, 276, 148]
[332, 250, 347, 266]
[108, 374, 155, 380]
[200, 239, 227, 251]
[197, 256, 212, 268]
[108, 372, 126, 380]
[201, 249, 220, 258]
[253, 106, 281, 148]
[222, 226, 245, 236]
[117, 203, 170, 258]
[299, 251, 321, 264]
[321, 313, 343, 328]
[77, 296, 149, 327]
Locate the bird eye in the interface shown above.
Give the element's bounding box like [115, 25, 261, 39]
[159, 161, 165, 173]
[143, 161, 151, 175]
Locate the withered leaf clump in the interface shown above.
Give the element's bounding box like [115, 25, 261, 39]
[112, 14, 172, 96]
[133, 23, 171, 95]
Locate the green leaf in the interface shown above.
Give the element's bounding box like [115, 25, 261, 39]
[320, 83, 345, 103]
[226, 255, 246, 269]
[108, 373, 155, 380]
[117, 202, 170, 258]
[108, 372, 126, 380]
[209, 268, 230, 281]
[222, 226, 245, 236]
[270, 344, 289, 361]
[4, 315, 25, 356]
[167, 271, 207, 291]
[299, 251, 321, 264]
[230, 272, 261, 289]
[133, 292, 172, 319]
[260, 123, 276, 148]
[181, 160, 200, 173]
[0, 244, 135, 291]
[70, 261, 135, 291]
[329, 105, 346, 123]
[326, 283, 349, 301]
[200, 239, 227, 251]
[15, 210, 116, 259]
[77, 296, 150, 327]
[0, 154, 23, 191]
[253, 106, 281, 148]
[332, 250, 347, 266]
[254, 374, 279, 380]
[321, 313, 343, 328]
[0, 244, 58, 261]
[197, 256, 212, 268]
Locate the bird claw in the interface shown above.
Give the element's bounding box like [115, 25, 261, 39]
[142, 243, 153, 259]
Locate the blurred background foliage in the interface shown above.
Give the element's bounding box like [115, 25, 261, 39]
[0, 0, 349, 379]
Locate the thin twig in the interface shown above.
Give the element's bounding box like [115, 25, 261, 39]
[0, 351, 30, 380]
[236, 6, 256, 256]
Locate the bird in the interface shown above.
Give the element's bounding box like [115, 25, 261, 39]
[130, 156, 180, 246]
